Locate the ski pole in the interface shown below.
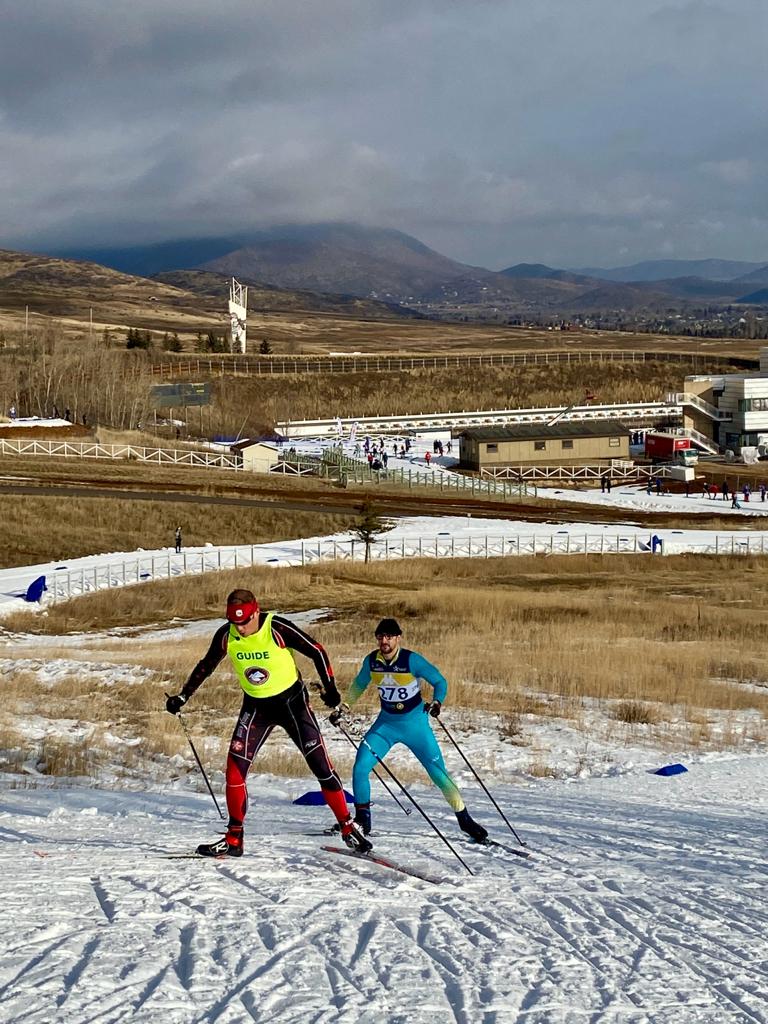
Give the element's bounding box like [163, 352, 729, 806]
[437, 718, 526, 847]
[312, 684, 412, 818]
[338, 723, 474, 875]
[168, 698, 225, 820]
[334, 720, 412, 818]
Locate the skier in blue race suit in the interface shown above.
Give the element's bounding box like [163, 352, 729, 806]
[333, 618, 488, 841]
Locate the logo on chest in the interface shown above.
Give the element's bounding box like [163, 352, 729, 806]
[244, 666, 270, 686]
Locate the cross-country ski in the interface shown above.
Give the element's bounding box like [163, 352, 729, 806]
[321, 844, 443, 884]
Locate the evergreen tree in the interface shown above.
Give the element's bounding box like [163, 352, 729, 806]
[352, 499, 395, 564]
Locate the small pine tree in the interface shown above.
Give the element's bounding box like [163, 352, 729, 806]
[352, 499, 395, 564]
[259, 338, 272, 354]
[126, 327, 151, 350]
[205, 330, 226, 353]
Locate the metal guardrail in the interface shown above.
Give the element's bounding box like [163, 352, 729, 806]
[274, 453, 534, 500]
[684, 427, 721, 455]
[0, 439, 242, 470]
[45, 530, 768, 603]
[676, 391, 733, 422]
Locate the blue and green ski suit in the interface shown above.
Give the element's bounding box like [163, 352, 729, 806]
[348, 646, 465, 812]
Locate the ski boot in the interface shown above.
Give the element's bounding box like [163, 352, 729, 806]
[340, 817, 373, 854]
[353, 803, 371, 836]
[196, 826, 243, 858]
[456, 808, 488, 843]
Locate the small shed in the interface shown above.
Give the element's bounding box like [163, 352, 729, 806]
[230, 439, 280, 473]
[459, 420, 630, 470]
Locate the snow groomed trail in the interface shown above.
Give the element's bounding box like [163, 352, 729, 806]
[1, 757, 766, 1024]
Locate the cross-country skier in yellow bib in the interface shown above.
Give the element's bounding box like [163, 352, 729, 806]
[165, 589, 371, 857]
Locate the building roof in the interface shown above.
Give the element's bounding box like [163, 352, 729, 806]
[230, 437, 280, 452]
[459, 420, 629, 443]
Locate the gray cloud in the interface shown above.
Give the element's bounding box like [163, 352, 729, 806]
[1, 0, 766, 267]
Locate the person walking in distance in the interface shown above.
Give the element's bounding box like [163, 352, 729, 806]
[174, 526, 182, 554]
[332, 618, 488, 843]
[165, 589, 371, 857]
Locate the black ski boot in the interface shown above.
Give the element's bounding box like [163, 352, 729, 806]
[353, 803, 372, 835]
[340, 817, 373, 854]
[196, 826, 243, 858]
[456, 808, 488, 843]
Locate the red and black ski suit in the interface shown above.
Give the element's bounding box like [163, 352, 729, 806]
[180, 614, 347, 830]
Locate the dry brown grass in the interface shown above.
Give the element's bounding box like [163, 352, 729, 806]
[217, 359, 742, 428]
[612, 701, 661, 725]
[1, 284, 761, 359]
[2, 551, 768, 785]
[0, 489, 352, 568]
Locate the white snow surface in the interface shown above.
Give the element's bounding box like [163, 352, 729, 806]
[1, 757, 766, 1024]
[2, 435, 768, 1021]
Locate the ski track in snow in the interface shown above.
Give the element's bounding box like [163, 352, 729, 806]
[1, 763, 767, 1024]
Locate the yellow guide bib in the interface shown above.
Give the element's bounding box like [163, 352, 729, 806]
[227, 613, 298, 698]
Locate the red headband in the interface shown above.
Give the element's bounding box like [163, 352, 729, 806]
[226, 600, 259, 624]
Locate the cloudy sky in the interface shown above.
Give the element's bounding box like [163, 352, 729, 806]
[1, 0, 766, 269]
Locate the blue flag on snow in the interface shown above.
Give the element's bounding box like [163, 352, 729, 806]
[654, 763, 688, 777]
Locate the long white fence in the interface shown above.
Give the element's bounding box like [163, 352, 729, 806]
[150, 349, 753, 380]
[45, 532, 768, 604]
[0, 439, 242, 469]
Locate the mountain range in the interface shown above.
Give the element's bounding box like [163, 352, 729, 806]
[0, 247, 420, 324]
[40, 224, 768, 314]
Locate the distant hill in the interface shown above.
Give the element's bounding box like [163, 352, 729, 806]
[0, 248, 207, 318]
[560, 282, 677, 312]
[0, 249, 418, 336]
[738, 288, 768, 304]
[58, 224, 581, 306]
[28, 226, 768, 315]
[572, 258, 766, 283]
[730, 264, 768, 288]
[198, 223, 487, 301]
[153, 269, 421, 319]
[198, 225, 598, 306]
[637, 276, 746, 301]
[499, 263, 595, 285]
[54, 237, 241, 277]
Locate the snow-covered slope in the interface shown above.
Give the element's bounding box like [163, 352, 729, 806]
[2, 757, 766, 1024]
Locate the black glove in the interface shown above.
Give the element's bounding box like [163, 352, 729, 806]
[329, 702, 349, 727]
[320, 680, 341, 708]
[165, 692, 188, 716]
[424, 700, 442, 718]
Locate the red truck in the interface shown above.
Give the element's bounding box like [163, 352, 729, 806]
[644, 432, 698, 465]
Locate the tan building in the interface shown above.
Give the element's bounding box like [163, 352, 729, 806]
[459, 420, 630, 471]
[230, 439, 280, 473]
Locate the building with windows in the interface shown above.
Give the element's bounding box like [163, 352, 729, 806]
[458, 421, 629, 472]
[679, 347, 768, 454]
